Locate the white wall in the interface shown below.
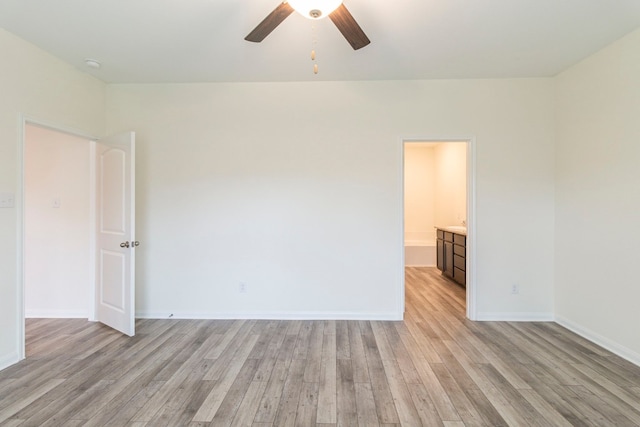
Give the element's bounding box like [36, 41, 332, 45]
[106, 79, 556, 321]
[2, 21, 638, 370]
[404, 145, 435, 242]
[25, 125, 91, 318]
[404, 142, 467, 240]
[0, 28, 104, 369]
[434, 142, 467, 227]
[555, 28, 640, 363]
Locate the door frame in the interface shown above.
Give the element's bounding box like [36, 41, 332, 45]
[17, 115, 98, 359]
[400, 136, 477, 320]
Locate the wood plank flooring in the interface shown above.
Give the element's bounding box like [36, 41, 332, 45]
[2, 267, 640, 426]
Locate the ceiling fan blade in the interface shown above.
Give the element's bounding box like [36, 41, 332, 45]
[329, 3, 370, 50]
[245, 2, 294, 42]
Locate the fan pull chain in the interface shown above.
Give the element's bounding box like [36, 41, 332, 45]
[311, 22, 318, 74]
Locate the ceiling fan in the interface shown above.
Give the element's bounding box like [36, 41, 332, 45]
[245, 0, 370, 50]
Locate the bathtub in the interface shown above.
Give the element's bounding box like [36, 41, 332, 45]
[404, 232, 437, 267]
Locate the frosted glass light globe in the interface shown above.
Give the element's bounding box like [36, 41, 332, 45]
[288, 0, 343, 19]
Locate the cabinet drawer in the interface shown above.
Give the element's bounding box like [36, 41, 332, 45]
[443, 232, 453, 242]
[453, 244, 465, 257]
[437, 229, 444, 240]
[454, 233, 466, 246]
[454, 267, 466, 286]
[453, 254, 466, 271]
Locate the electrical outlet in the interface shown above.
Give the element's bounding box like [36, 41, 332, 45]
[511, 284, 520, 294]
[239, 282, 247, 293]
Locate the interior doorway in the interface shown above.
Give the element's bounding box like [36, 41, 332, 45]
[24, 124, 93, 323]
[19, 120, 138, 358]
[402, 138, 476, 320]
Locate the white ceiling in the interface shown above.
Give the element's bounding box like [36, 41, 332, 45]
[1, 0, 640, 84]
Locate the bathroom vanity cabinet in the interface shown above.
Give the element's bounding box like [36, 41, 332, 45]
[436, 227, 466, 287]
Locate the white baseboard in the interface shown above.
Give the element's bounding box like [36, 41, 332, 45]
[135, 311, 403, 321]
[25, 309, 88, 318]
[0, 351, 21, 372]
[476, 312, 555, 322]
[556, 316, 640, 367]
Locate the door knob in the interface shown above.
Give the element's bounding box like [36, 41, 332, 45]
[120, 241, 130, 248]
[133, 241, 140, 247]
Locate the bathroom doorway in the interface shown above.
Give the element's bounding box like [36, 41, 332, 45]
[402, 139, 476, 319]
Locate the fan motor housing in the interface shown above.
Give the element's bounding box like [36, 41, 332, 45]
[244, 1, 370, 50]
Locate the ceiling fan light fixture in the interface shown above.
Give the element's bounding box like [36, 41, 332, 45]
[288, 0, 342, 19]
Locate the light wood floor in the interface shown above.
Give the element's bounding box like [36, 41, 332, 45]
[2, 268, 640, 426]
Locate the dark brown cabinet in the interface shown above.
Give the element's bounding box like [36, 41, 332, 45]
[444, 240, 454, 277]
[436, 228, 466, 287]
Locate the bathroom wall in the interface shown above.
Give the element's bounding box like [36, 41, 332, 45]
[404, 142, 467, 243]
[434, 142, 467, 227]
[404, 144, 436, 242]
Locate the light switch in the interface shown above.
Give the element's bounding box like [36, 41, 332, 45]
[0, 192, 15, 208]
[52, 197, 61, 208]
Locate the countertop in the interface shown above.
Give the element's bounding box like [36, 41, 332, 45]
[435, 226, 467, 236]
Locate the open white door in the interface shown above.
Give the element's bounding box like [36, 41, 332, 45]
[95, 132, 136, 336]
